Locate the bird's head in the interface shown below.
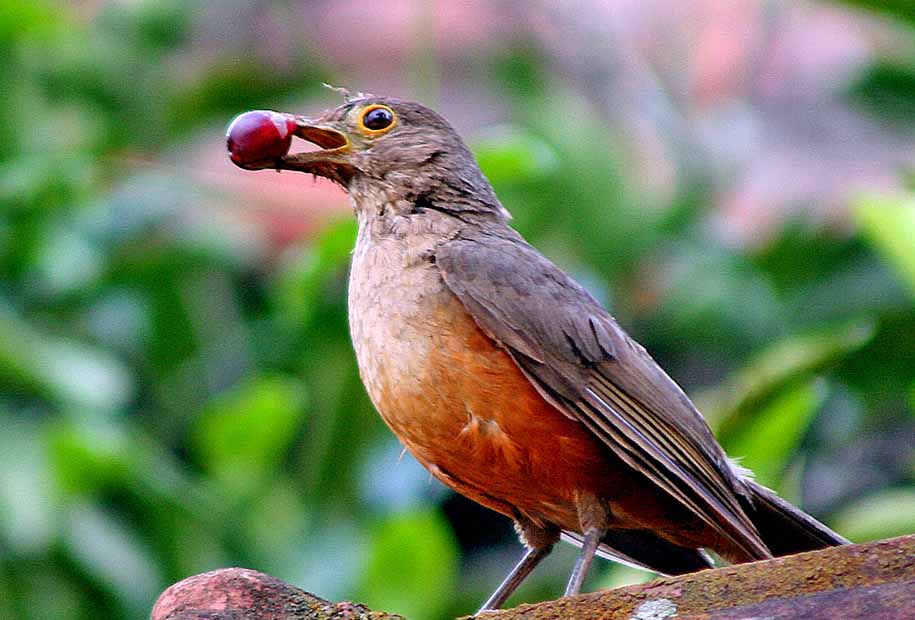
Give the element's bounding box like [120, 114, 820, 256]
[228, 94, 507, 220]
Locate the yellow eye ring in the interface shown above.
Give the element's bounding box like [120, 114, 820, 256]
[358, 104, 397, 134]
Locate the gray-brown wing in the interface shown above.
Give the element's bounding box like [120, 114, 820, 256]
[435, 230, 770, 559]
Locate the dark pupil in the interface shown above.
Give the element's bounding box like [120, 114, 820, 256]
[364, 108, 393, 130]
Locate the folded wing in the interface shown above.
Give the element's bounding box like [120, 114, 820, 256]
[435, 229, 771, 560]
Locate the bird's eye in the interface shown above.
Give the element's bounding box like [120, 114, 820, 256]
[359, 105, 396, 133]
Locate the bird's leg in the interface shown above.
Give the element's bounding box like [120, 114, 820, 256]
[565, 494, 610, 597]
[477, 545, 553, 613]
[478, 519, 559, 613]
[564, 526, 603, 596]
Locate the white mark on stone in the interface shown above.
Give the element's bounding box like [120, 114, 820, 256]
[631, 598, 678, 620]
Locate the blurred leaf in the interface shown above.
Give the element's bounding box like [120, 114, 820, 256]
[98, 0, 190, 50]
[16, 565, 90, 620]
[0, 304, 133, 411]
[145, 502, 231, 580]
[723, 379, 826, 488]
[753, 220, 863, 298]
[490, 42, 549, 99]
[33, 223, 104, 296]
[357, 509, 459, 619]
[242, 479, 310, 558]
[62, 503, 163, 616]
[192, 374, 306, 495]
[47, 421, 131, 496]
[832, 488, 915, 542]
[122, 431, 228, 525]
[596, 564, 655, 591]
[167, 61, 327, 133]
[0, 0, 67, 44]
[853, 195, 915, 298]
[0, 153, 96, 212]
[295, 343, 373, 508]
[0, 417, 56, 553]
[0, 576, 12, 620]
[472, 125, 559, 186]
[650, 243, 781, 349]
[274, 218, 356, 328]
[833, 0, 915, 25]
[699, 318, 875, 434]
[48, 415, 223, 526]
[847, 61, 915, 125]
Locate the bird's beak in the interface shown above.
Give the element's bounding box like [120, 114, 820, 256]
[291, 118, 350, 153]
[277, 117, 356, 184]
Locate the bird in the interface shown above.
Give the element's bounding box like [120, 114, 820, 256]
[227, 94, 849, 612]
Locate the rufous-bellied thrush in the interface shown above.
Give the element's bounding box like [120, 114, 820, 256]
[227, 95, 848, 613]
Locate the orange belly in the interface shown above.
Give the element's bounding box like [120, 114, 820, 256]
[360, 287, 628, 532]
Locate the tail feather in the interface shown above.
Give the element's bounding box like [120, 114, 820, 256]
[564, 482, 847, 579]
[743, 480, 849, 556]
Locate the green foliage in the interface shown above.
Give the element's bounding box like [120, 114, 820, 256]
[0, 3, 913, 620]
[834, 0, 915, 25]
[472, 126, 559, 186]
[274, 218, 358, 328]
[723, 379, 825, 489]
[192, 375, 307, 495]
[833, 488, 915, 542]
[358, 510, 459, 619]
[700, 319, 875, 432]
[847, 61, 915, 125]
[853, 195, 915, 297]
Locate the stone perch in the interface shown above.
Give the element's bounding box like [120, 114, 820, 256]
[152, 534, 914, 620]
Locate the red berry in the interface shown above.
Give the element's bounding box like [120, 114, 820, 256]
[226, 110, 297, 169]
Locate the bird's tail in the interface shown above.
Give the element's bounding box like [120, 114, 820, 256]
[742, 480, 849, 556]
